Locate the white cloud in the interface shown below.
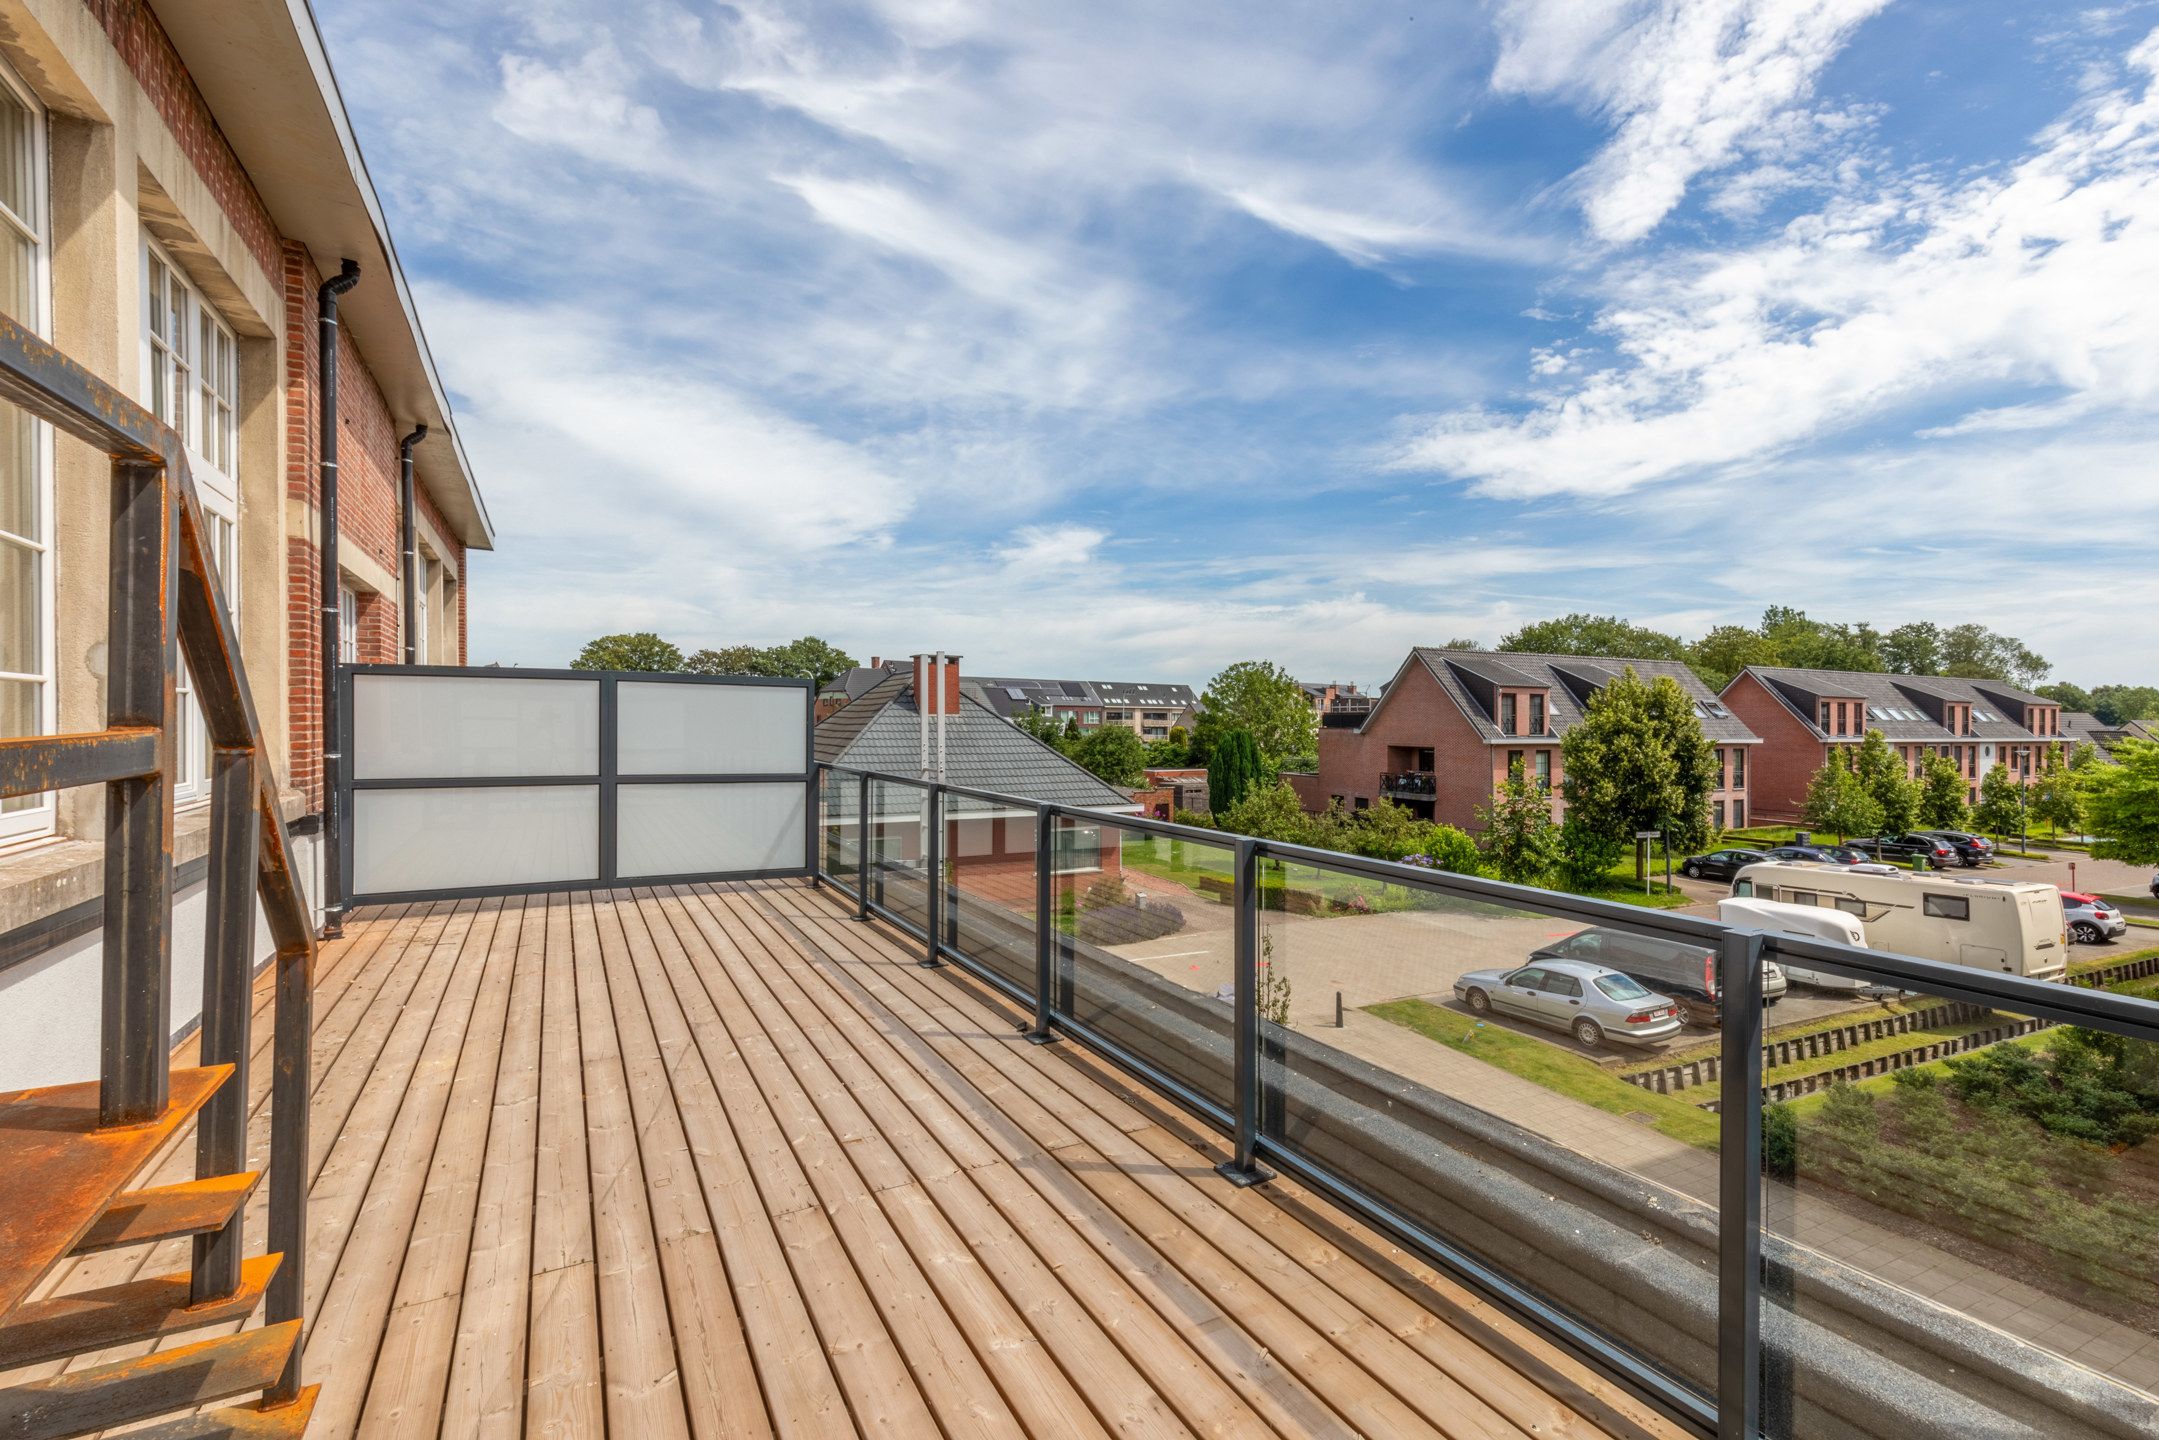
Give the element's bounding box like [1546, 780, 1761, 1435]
[995, 523, 1109, 569]
[1399, 32, 2159, 497]
[1492, 0, 1890, 242]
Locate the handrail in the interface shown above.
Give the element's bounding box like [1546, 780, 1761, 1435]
[0, 316, 316, 1400]
[816, 758, 2159, 1439]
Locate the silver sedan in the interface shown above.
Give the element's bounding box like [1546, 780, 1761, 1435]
[1453, 958, 1685, 1049]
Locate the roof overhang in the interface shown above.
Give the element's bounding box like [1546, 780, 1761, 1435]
[150, 0, 494, 550]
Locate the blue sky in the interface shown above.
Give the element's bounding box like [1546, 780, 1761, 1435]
[317, 0, 2159, 689]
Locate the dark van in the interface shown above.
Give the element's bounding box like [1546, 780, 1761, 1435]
[1529, 927, 1786, 1025]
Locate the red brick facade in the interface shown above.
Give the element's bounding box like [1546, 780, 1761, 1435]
[1308, 662, 1549, 830]
[1721, 671, 1825, 824]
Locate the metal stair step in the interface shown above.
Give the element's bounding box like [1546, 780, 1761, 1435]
[91, 1385, 317, 1439]
[71, 1173, 261, 1256]
[0, 1317, 300, 1440]
[0, 1067, 236, 1315]
[0, 1252, 280, 1371]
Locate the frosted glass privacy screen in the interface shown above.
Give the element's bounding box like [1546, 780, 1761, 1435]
[353, 785, 600, 894]
[616, 681, 805, 776]
[352, 673, 599, 779]
[615, 783, 806, 878]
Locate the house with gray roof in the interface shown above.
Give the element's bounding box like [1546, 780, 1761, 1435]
[817, 657, 1140, 908]
[1291, 648, 1760, 832]
[2060, 711, 2155, 764]
[1720, 666, 2070, 819]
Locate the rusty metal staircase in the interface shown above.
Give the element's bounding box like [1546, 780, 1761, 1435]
[0, 321, 318, 1437]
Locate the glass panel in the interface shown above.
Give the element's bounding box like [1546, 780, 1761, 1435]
[820, 771, 860, 893]
[946, 801, 1037, 993]
[351, 673, 600, 779]
[352, 784, 599, 894]
[0, 396, 30, 540]
[615, 782, 804, 878]
[0, 675, 32, 814]
[1069, 819, 1236, 1110]
[0, 85, 29, 230]
[866, 778, 929, 933]
[0, 231, 30, 338]
[616, 680, 805, 775]
[1258, 854, 1727, 1402]
[1769, 975, 2159, 1435]
[0, 534, 34, 674]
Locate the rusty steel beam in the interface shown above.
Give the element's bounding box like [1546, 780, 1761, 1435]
[264, 940, 310, 1402]
[0, 728, 158, 798]
[100, 459, 177, 1128]
[192, 748, 257, 1304]
[0, 315, 171, 465]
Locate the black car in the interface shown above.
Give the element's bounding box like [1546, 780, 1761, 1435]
[1850, 833, 1959, 867]
[1764, 844, 1843, 864]
[1916, 829, 1994, 867]
[1679, 847, 1769, 881]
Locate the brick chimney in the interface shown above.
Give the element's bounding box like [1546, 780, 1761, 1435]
[911, 653, 963, 716]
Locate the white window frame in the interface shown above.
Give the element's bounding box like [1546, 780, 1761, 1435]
[339, 584, 358, 664]
[141, 236, 241, 807]
[0, 59, 52, 846]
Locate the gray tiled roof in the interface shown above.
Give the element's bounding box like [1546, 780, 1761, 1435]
[1740, 666, 2061, 744]
[818, 682, 1136, 817]
[1397, 649, 1761, 744]
[964, 675, 1197, 718]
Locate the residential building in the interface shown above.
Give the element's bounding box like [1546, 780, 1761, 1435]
[0, 0, 489, 1091]
[1720, 667, 2069, 818]
[817, 654, 1140, 904]
[2061, 710, 2155, 764]
[964, 673, 1199, 739]
[1293, 648, 1758, 831]
[1301, 679, 1374, 722]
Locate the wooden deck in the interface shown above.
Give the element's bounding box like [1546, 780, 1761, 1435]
[8, 881, 1688, 1439]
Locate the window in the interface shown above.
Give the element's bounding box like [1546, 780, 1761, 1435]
[1500, 693, 1517, 733]
[1594, 973, 1651, 1002]
[1505, 748, 1524, 778]
[1923, 894, 1970, 921]
[1833, 897, 1869, 918]
[339, 584, 358, 663]
[1731, 799, 1745, 829]
[1509, 967, 1550, 990]
[1545, 973, 1582, 998]
[1533, 750, 1552, 788]
[1731, 746, 1745, 788]
[1713, 799, 1726, 831]
[1049, 822, 1101, 875]
[1529, 693, 1545, 733]
[415, 562, 431, 664]
[0, 64, 49, 843]
[143, 239, 242, 805]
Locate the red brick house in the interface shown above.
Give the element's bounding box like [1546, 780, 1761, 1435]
[1720, 667, 2070, 820]
[1292, 649, 1760, 832]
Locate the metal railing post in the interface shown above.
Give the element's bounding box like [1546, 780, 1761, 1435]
[921, 785, 944, 967]
[855, 772, 871, 921]
[1026, 804, 1058, 1043]
[193, 746, 258, 1303]
[1217, 836, 1270, 1187]
[806, 761, 821, 888]
[1717, 929, 1766, 1440]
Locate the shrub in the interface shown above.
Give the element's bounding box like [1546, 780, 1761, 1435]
[1763, 1103, 1797, 1179]
[1076, 900, 1187, 946]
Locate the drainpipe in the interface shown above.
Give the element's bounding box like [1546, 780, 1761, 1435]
[318, 258, 361, 940]
[398, 423, 428, 664]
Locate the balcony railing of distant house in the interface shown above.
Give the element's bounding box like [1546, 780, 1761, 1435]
[0, 320, 320, 1427]
[1380, 770, 1437, 796]
[815, 759, 2159, 1440]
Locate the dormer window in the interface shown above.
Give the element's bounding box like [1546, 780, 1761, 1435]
[1529, 693, 1545, 734]
[1500, 693, 1517, 733]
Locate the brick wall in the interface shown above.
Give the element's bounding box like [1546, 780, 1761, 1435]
[1312, 663, 1504, 830]
[1722, 672, 1824, 821]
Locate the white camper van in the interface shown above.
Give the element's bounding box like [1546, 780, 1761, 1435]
[1719, 897, 1873, 991]
[1730, 863, 2066, 982]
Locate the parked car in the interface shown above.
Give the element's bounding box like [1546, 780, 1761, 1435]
[1679, 847, 1769, 881]
[1763, 844, 1843, 863]
[2061, 892, 2128, 945]
[1850, 833, 1959, 868]
[1915, 829, 1995, 867]
[1452, 959, 1683, 1049]
[1528, 927, 1786, 1025]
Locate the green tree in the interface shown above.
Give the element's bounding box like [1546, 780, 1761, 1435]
[1879, 621, 1944, 676]
[1014, 707, 1068, 750]
[2091, 685, 2159, 726]
[1476, 759, 1561, 885]
[1939, 623, 2048, 689]
[1217, 780, 1311, 845]
[1851, 729, 1919, 835]
[1143, 729, 1191, 767]
[571, 632, 683, 671]
[1971, 763, 2024, 845]
[760, 636, 859, 692]
[1916, 753, 1968, 828]
[1558, 668, 1717, 870]
[1801, 749, 1883, 842]
[1207, 729, 1267, 815]
[2083, 738, 2159, 863]
[1192, 661, 1315, 772]
[2037, 681, 2095, 713]
[2066, 740, 2102, 773]
[1066, 725, 1147, 787]
[1758, 607, 1883, 673]
[1687, 624, 1778, 690]
[684, 644, 773, 676]
[1499, 613, 1686, 661]
[2027, 765, 2082, 839]
[1555, 817, 1623, 892]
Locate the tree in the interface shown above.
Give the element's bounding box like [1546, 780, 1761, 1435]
[1499, 613, 1686, 662]
[2038, 681, 2095, 714]
[1558, 668, 1718, 870]
[2027, 765, 2082, 840]
[1939, 623, 2048, 690]
[1801, 750, 1883, 842]
[2083, 738, 2159, 863]
[2091, 684, 2159, 726]
[1555, 817, 1623, 892]
[1879, 621, 1944, 676]
[761, 636, 859, 692]
[1014, 707, 1068, 750]
[1971, 763, 2024, 845]
[1757, 607, 1884, 674]
[684, 644, 772, 676]
[2066, 740, 2102, 773]
[1217, 780, 1311, 845]
[1192, 662, 1315, 772]
[1687, 625, 1778, 690]
[571, 632, 683, 671]
[1067, 725, 1147, 787]
[1144, 729, 1191, 767]
[1437, 636, 1486, 651]
[1851, 729, 1919, 835]
[1477, 759, 1560, 885]
[1207, 729, 1267, 815]
[1916, 753, 1968, 828]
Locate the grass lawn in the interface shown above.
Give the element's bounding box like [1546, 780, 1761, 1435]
[1365, 997, 1722, 1149]
[1618, 994, 1961, 1076]
[1667, 1014, 1999, 1102]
